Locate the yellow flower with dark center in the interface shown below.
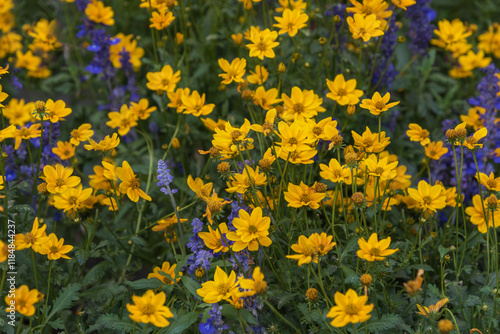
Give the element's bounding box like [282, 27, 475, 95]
[106, 104, 139, 136]
[406, 123, 430, 146]
[126, 290, 174, 328]
[28, 19, 62, 52]
[42, 99, 72, 123]
[14, 217, 48, 252]
[351, 127, 390, 153]
[327, 289, 374, 327]
[247, 65, 268, 85]
[225, 165, 267, 194]
[458, 50, 491, 71]
[116, 160, 151, 202]
[326, 74, 363, 106]
[309, 232, 337, 256]
[281, 87, 326, 121]
[203, 191, 231, 224]
[476, 172, 500, 192]
[346, 14, 384, 43]
[277, 120, 316, 153]
[70, 123, 94, 146]
[431, 19, 471, 51]
[41, 164, 81, 194]
[252, 87, 282, 110]
[148, 262, 182, 285]
[199, 223, 230, 253]
[424, 141, 448, 160]
[276, 0, 307, 12]
[390, 165, 412, 190]
[187, 175, 213, 201]
[357, 233, 398, 261]
[212, 119, 254, 158]
[239, 267, 267, 296]
[149, 10, 175, 30]
[246, 27, 279, 60]
[85, 1, 114, 26]
[109, 33, 145, 70]
[13, 124, 41, 150]
[84, 133, 120, 152]
[416, 298, 449, 317]
[284, 181, 326, 209]
[465, 194, 500, 233]
[319, 158, 351, 183]
[167, 87, 190, 112]
[179, 90, 215, 117]
[463, 127, 488, 150]
[408, 180, 447, 213]
[53, 185, 93, 215]
[460, 107, 485, 131]
[307, 118, 338, 141]
[360, 92, 399, 116]
[346, 0, 392, 28]
[226, 207, 272, 251]
[391, 0, 415, 10]
[279, 148, 317, 165]
[52, 141, 76, 160]
[3, 98, 35, 127]
[4, 285, 43, 317]
[273, 8, 308, 37]
[146, 64, 181, 92]
[364, 155, 398, 180]
[403, 269, 424, 295]
[218, 57, 246, 85]
[89, 165, 113, 191]
[196, 266, 240, 303]
[286, 235, 318, 266]
[38, 233, 73, 260]
[152, 216, 187, 233]
[130, 98, 157, 120]
[251, 109, 277, 135]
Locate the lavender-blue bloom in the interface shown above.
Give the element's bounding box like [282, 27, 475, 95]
[157, 159, 178, 195]
[208, 304, 229, 333]
[406, 0, 435, 55]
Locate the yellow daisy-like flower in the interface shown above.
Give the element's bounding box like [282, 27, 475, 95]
[167, 87, 190, 112]
[346, 13, 384, 43]
[286, 235, 318, 266]
[458, 50, 491, 72]
[126, 290, 174, 328]
[13, 124, 41, 150]
[84, 133, 120, 152]
[225, 165, 267, 194]
[281, 86, 326, 121]
[203, 191, 231, 224]
[346, 0, 392, 28]
[326, 74, 363, 106]
[3, 99, 35, 127]
[38, 233, 73, 260]
[309, 232, 336, 256]
[246, 27, 279, 60]
[416, 298, 449, 317]
[463, 127, 488, 150]
[212, 119, 254, 158]
[41, 164, 81, 194]
[180, 90, 215, 117]
[253, 87, 281, 110]
[460, 107, 485, 131]
[284, 181, 326, 209]
[146, 65, 181, 93]
[476, 172, 500, 192]
[149, 10, 175, 30]
[273, 8, 308, 37]
[197, 266, 240, 303]
[14, 217, 48, 252]
[239, 267, 267, 296]
[391, 0, 416, 10]
[251, 108, 277, 136]
[42, 99, 72, 123]
[116, 160, 152, 202]
[148, 262, 182, 285]
[130, 98, 157, 120]
[465, 195, 500, 234]
[109, 34, 145, 70]
[247, 65, 268, 85]
[106, 104, 138, 136]
[319, 158, 351, 183]
[407, 180, 447, 213]
[364, 155, 398, 180]
[187, 175, 213, 201]
[70, 123, 94, 146]
[357, 233, 398, 262]
[277, 120, 316, 152]
[4, 285, 43, 317]
[359, 92, 400, 116]
[226, 207, 272, 252]
[53, 185, 93, 215]
[431, 19, 471, 51]
[199, 223, 230, 253]
[85, 1, 114, 26]
[52, 141, 76, 160]
[406, 123, 430, 146]
[424, 141, 448, 160]
[351, 127, 390, 153]
[327, 289, 374, 327]
[218, 58, 246, 85]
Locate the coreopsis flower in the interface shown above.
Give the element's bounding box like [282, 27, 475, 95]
[152, 216, 187, 233]
[281, 87, 326, 121]
[407, 180, 447, 213]
[116, 160, 152, 202]
[247, 65, 268, 85]
[53, 185, 93, 215]
[13, 124, 41, 150]
[239, 0, 261, 10]
[3, 99, 35, 127]
[0, 124, 15, 143]
[127, 290, 174, 328]
[286, 235, 318, 266]
[41, 164, 81, 194]
[279, 148, 317, 165]
[351, 127, 390, 153]
[319, 158, 351, 183]
[106, 104, 138, 136]
[307, 118, 337, 141]
[460, 107, 485, 130]
[197, 266, 240, 303]
[167, 87, 190, 112]
[14, 217, 48, 252]
[0, 32, 22, 58]
[226, 207, 272, 251]
[187, 175, 213, 200]
[346, 14, 384, 42]
[239, 267, 267, 296]
[148, 262, 182, 285]
[28, 19, 62, 52]
[15, 50, 42, 72]
[347, 0, 392, 28]
[458, 50, 491, 71]
[360, 92, 399, 116]
[416, 298, 449, 317]
[149, 10, 175, 30]
[52, 141, 76, 160]
[431, 19, 471, 52]
[139, 0, 177, 10]
[146, 65, 181, 92]
[212, 119, 254, 158]
[130, 98, 157, 120]
[326, 74, 363, 106]
[109, 34, 145, 70]
[463, 127, 488, 150]
[357, 233, 398, 261]
[284, 181, 326, 209]
[276, 0, 307, 12]
[390, 165, 412, 190]
[202, 191, 231, 224]
[327, 289, 374, 327]
[70, 123, 94, 146]
[218, 57, 246, 85]
[199, 223, 230, 253]
[391, 0, 415, 10]
[309, 232, 336, 256]
[42, 99, 72, 123]
[179, 90, 215, 117]
[406, 123, 430, 146]
[85, 1, 115, 26]
[403, 269, 424, 295]
[253, 87, 281, 110]
[4, 285, 43, 317]
[246, 27, 279, 60]
[89, 165, 113, 191]
[364, 155, 398, 180]
[273, 8, 308, 37]
[476, 172, 500, 192]
[84, 133, 120, 152]
[38, 233, 73, 260]
[251, 108, 277, 136]
[478, 26, 500, 57]
[201, 118, 226, 132]
[277, 120, 316, 152]
[465, 195, 500, 233]
[425, 141, 448, 160]
[226, 165, 267, 194]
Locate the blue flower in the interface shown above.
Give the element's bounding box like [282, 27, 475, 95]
[157, 159, 178, 195]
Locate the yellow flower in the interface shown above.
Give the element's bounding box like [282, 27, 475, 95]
[201, 118, 226, 132]
[460, 107, 485, 131]
[175, 32, 183, 45]
[309, 232, 337, 256]
[326, 74, 363, 106]
[0, 240, 7, 263]
[42, 99, 72, 123]
[167, 87, 190, 112]
[476, 172, 500, 192]
[239, 267, 267, 296]
[218, 57, 246, 85]
[463, 127, 488, 150]
[3, 99, 35, 127]
[284, 181, 326, 209]
[187, 175, 213, 200]
[246, 27, 279, 60]
[276, 0, 307, 12]
[253, 87, 281, 110]
[360, 92, 399, 116]
[286, 235, 318, 266]
[319, 158, 351, 183]
[38, 233, 73, 260]
[41, 164, 81, 194]
[203, 191, 231, 224]
[148, 262, 182, 285]
[14, 217, 48, 252]
[391, 0, 415, 10]
[478, 26, 500, 57]
[346, 14, 384, 42]
[416, 298, 449, 317]
[406, 123, 430, 146]
[70, 123, 94, 146]
[225, 165, 267, 194]
[226, 207, 272, 252]
[149, 10, 175, 30]
[130, 98, 157, 120]
[0, 84, 8, 109]
[126, 290, 174, 328]
[351, 127, 390, 153]
[465, 194, 500, 234]
[279, 148, 317, 165]
[151, 216, 187, 233]
[357, 233, 398, 261]
[407, 180, 447, 213]
[458, 50, 491, 71]
[251, 108, 277, 136]
[199, 223, 230, 253]
[431, 19, 471, 52]
[53, 185, 93, 215]
[327, 289, 374, 327]
[13, 124, 41, 150]
[146, 65, 181, 92]
[52, 141, 76, 160]
[277, 120, 316, 152]
[346, 0, 392, 29]
[273, 8, 308, 37]
[197, 266, 240, 303]
[281, 86, 325, 121]
[28, 18, 62, 52]
[247, 65, 268, 85]
[4, 285, 43, 317]
[180, 90, 215, 117]
[89, 165, 112, 191]
[0, 32, 22, 58]
[109, 34, 145, 70]
[84, 133, 120, 152]
[85, 1, 114, 26]
[106, 104, 139, 136]
[212, 119, 254, 158]
[231, 33, 243, 46]
[116, 160, 152, 202]
[307, 118, 338, 141]
[425, 141, 448, 160]
[364, 155, 398, 180]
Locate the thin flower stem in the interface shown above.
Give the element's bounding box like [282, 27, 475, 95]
[31, 249, 39, 290]
[42, 260, 53, 322]
[263, 299, 300, 332]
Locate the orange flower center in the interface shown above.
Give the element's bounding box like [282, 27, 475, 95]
[217, 282, 230, 295]
[375, 101, 385, 110]
[300, 194, 310, 203]
[50, 246, 59, 253]
[487, 179, 496, 189]
[231, 130, 242, 140]
[20, 128, 31, 137]
[312, 126, 322, 136]
[68, 196, 78, 206]
[288, 137, 298, 145]
[337, 88, 347, 97]
[345, 302, 360, 315]
[130, 178, 141, 189]
[362, 138, 374, 147]
[208, 200, 222, 213]
[161, 78, 170, 87]
[142, 303, 156, 315]
[293, 103, 304, 114]
[262, 122, 273, 132]
[370, 247, 381, 256]
[374, 167, 384, 175]
[56, 178, 65, 187]
[290, 151, 299, 160]
[256, 41, 267, 51]
[24, 233, 35, 244]
[422, 196, 432, 205]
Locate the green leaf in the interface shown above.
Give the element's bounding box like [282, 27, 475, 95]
[48, 318, 65, 330]
[220, 304, 258, 325]
[366, 314, 402, 332]
[125, 278, 164, 290]
[93, 314, 134, 333]
[438, 245, 449, 259]
[45, 283, 81, 323]
[407, 264, 435, 272]
[340, 236, 359, 262]
[465, 295, 481, 307]
[159, 312, 199, 334]
[181, 276, 202, 299]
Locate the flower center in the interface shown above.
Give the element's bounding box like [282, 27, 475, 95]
[217, 282, 230, 295]
[142, 303, 156, 315]
[68, 196, 78, 205]
[293, 103, 305, 114]
[208, 200, 222, 213]
[248, 224, 258, 233]
[20, 128, 31, 137]
[161, 78, 170, 86]
[288, 137, 298, 145]
[312, 126, 322, 136]
[487, 179, 497, 189]
[370, 247, 381, 256]
[130, 177, 141, 189]
[50, 246, 59, 253]
[56, 178, 65, 187]
[263, 122, 273, 132]
[256, 41, 267, 51]
[332, 169, 342, 178]
[422, 196, 432, 205]
[337, 88, 347, 96]
[345, 303, 360, 315]
[362, 138, 374, 146]
[24, 232, 35, 244]
[375, 101, 385, 110]
[300, 194, 310, 203]
[374, 167, 384, 175]
[231, 130, 242, 140]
